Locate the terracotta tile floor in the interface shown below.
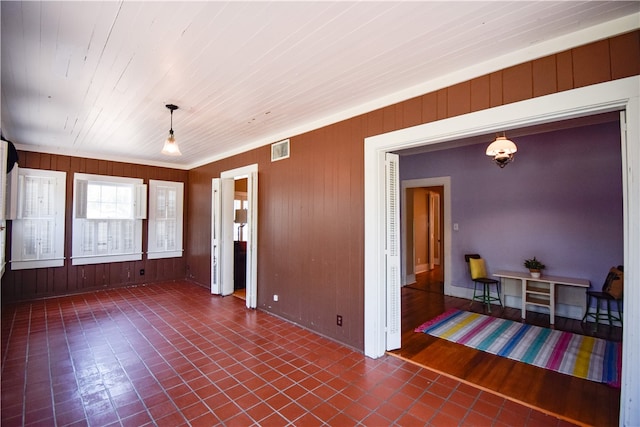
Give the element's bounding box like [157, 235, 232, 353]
[1, 281, 578, 426]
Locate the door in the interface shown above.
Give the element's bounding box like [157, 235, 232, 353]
[211, 177, 235, 295]
[385, 152, 401, 350]
[220, 164, 259, 308]
[245, 170, 258, 308]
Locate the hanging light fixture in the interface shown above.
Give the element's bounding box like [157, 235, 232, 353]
[486, 133, 517, 168]
[161, 104, 182, 156]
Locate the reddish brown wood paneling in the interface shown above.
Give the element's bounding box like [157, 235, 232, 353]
[381, 105, 398, 133]
[489, 71, 503, 107]
[421, 92, 438, 123]
[573, 39, 611, 88]
[436, 88, 448, 120]
[39, 153, 52, 170]
[365, 108, 385, 138]
[610, 31, 640, 79]
[1, 152, 189, 302]
[470, 75, 491, 112]
[532, 55, 558, 97]
[401, 97, 423, 129]
[503, 62, 533, 104]
[556, 50, 574, 92]
[447, 81, 471, 117]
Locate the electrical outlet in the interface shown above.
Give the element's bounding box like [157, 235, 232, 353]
[139, 269, 145, 276]
[337, 315, 343, 326]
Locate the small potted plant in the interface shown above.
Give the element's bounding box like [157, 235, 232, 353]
[524, 257, 545, 278]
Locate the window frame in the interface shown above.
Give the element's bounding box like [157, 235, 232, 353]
[72, 173, 146, 266]
[10, 167, 67, 270]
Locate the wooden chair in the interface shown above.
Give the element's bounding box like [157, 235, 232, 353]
[465, 254, 502, 313]
[582, 265, 623, 330]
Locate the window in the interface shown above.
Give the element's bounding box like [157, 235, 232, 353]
[10, 168, 66, 270]
[148, 180, 184, 259]
[72, 173, 146, 265]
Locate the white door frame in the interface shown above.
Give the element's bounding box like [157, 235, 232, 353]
[430, 191, 441, 267]
[364, 76, 639, 424]
[221, 164, 258, 309]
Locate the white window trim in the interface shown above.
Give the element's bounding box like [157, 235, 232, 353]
[147, 179, 184, 259]
[72, 173, 146, 266]
[10, 168, 66, 270]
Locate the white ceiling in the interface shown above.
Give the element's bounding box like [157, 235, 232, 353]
[1, 2, 638, 170]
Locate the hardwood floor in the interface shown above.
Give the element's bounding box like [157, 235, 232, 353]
[390, 269, 621, 427]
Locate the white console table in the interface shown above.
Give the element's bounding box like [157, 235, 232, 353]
[493, 270, 590, 324]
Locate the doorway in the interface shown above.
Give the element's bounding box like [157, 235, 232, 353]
[211, 164, 258, 309]
[233, 178, 248, 301]
[403, 184, 445, 292]
[363, 77, 638, 423]
[401, 178, 450, 293]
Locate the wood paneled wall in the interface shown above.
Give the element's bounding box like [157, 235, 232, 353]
[1, 152, 189, 302]
[186, 30, 639, 351]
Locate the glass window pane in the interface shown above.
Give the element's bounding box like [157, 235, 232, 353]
[87, 184, 102, 202]
[86, 182, 133, 219]
[101, 185, 117, 203]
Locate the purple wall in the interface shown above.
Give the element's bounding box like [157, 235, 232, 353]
[400, 120, 623, 292]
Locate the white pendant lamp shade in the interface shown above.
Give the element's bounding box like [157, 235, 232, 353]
[161, 104, 182, 156]
[161, 131, 182, 156]
[486, 135, 517, 168]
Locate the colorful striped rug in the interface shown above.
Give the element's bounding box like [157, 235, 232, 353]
[415, 309, 621, 387]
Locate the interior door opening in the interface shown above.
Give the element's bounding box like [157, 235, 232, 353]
[403, 185, 445, 293]
[212, 164, 258, 309]
[365, 77, 638, 423]
[232, 178, 248, 301]
[401, 179, 450, 291]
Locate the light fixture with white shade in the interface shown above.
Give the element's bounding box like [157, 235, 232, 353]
[234, 209, 248, 240]
[161, 104, 182, 156]
[486, 134, 517, 168]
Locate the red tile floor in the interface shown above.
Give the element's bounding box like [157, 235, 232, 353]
[1, 281, 578, 426]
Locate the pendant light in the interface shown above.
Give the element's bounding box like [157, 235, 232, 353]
[161, 104, 182, 156]
[486, 133, 517, 168]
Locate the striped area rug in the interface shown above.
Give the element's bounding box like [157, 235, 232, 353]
[415, 309, 621, 387]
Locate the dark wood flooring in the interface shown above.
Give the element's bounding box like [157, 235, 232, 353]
[390, 268, 621, 427]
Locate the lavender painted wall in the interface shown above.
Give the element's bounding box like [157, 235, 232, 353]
[400, 121, 623, 292]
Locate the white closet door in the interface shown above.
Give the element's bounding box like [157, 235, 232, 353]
[211, 178, 235, 295]
[245, 171, 258, 309]
[211, 179, 221, 294]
